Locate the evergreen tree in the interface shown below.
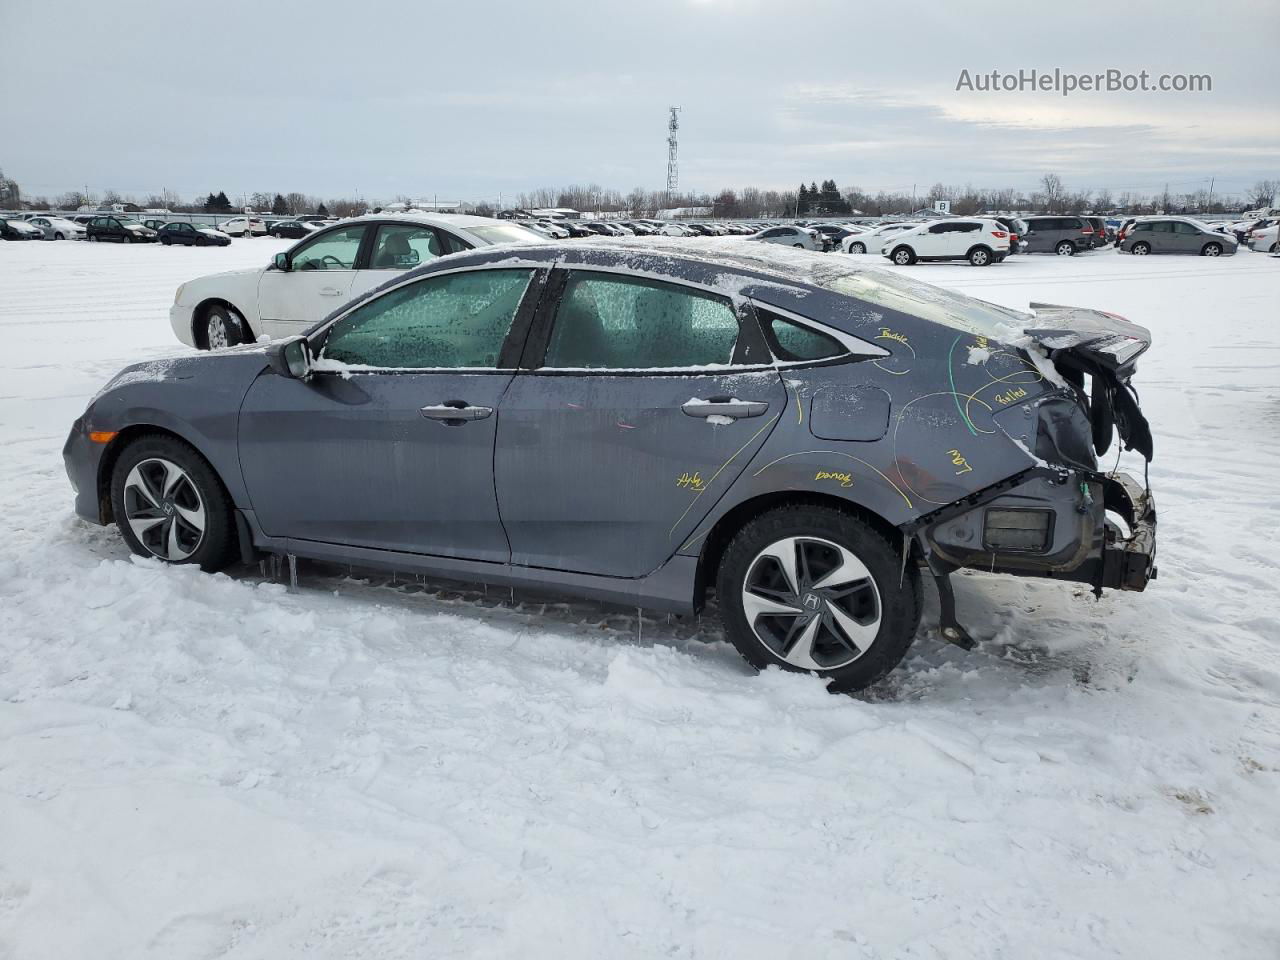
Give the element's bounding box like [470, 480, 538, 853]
[796, 183, 809, 215]
[203, 193, 218, 212]
[271, 193, 287, 215]
[213, 191, 232, 212]
[316, 202, 329, 217]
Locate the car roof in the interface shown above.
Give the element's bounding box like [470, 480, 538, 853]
[352, 212, 514, 229]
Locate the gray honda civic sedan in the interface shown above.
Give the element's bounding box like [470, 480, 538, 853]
[64, 240, 1157, 691]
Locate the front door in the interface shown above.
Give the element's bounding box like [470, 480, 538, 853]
[256, 223, 371, 339]
[495, 269, 786, 578]
[239, 265, 542, 561]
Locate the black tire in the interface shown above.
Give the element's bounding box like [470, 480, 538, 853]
[1131, 242, 1150, 256]
[110, 434, 237, 572]
[891, 245, 916, 265]
[968, 246, 992, 266]
[716, 505, 922, 692]
[160, 235, 171, 246]
[793, 242, 804, 248]
[1270, 242, 1279, 254]
[202, 304, 245, 350]
[122, 234, 132, 244]
[849, 242, 866, 254]
[1055, 240, 1075, 256]
[88, 234, 98, 242]
[1201, 242, 1221, 257]
[54, 232, 65, 241]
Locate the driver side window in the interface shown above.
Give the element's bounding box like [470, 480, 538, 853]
[291, 226, 368, 271]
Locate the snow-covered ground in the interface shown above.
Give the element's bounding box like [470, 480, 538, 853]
[2, 239, 1278, 959]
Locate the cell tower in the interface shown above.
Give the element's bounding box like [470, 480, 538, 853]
[666, 106, 681, 200]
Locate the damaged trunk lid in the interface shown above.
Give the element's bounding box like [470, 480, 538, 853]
[1023, 302, 1153, 461]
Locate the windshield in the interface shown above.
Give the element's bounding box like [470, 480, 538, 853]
[465, 224, 544, 245]
[119, 219, 144, 227]
[819, 270, 1029, 342]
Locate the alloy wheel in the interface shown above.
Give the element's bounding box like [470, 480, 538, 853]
[741, 536, 881, 671]
[122, 458, 206, 561]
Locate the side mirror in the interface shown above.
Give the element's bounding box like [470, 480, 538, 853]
[266, 336, 313, 380]
[272, 252, 291, 271]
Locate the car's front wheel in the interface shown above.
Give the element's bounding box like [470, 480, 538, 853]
[1055, 240, 1075, 256]
[202, 304, 246, 350]
[110, 434, 237, 572]
[891, 246, 916, 265]
[54, 232, 65, 240]
[1201, 242, 1222, 257]
[1131, 242, 1151, 255]
[716, 506, 921, 692]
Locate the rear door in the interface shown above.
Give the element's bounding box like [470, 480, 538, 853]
[239, 264, 545, 560]
[256, 223, 372, 339]
[494, 268, 785, 578]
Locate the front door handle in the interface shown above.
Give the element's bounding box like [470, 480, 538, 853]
[319, 286, 344, 296]
[420, 401, 494, 424]
[681, 398, 769, 420]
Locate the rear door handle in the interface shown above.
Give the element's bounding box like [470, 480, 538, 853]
[681, 398, 769, 420]
[420, 402, 494, 423]
[319, 286, 344, 296]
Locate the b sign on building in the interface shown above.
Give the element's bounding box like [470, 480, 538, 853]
[933, 200, 951, 213]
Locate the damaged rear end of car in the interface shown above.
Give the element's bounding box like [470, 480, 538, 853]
[913, 301, 1157, 645]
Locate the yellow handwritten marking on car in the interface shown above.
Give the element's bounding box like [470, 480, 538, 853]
[947, 449, 974, 475]
[676, 472, 706, 492]
[994, 386, 1029, 405]
[876, 327, 909, 345]
[973, 335, 989, 350]
[815, 470, 854, 488]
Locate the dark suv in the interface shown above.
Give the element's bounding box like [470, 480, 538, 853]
[1019, 216, 1094, 255]
[86, 216, 158, 243]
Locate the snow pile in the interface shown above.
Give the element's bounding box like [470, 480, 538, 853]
[1, 241, 1278, 958]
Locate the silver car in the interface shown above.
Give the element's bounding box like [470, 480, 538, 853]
[1119, 218, 1238, 256]
[747, 225, 818, 250]
[27, 215, 86, 240]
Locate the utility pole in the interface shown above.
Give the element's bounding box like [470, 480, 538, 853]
[1207, 176, 1214, 212]
[665, 107, 681, 203]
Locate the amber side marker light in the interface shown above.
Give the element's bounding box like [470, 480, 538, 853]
[88, 431, 118, 444]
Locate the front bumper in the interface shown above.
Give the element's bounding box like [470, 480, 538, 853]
[63, 417, 110, 524]
[1098, 471, 1157, 591]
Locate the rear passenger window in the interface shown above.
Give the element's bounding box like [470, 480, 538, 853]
[757, 308, 844, 362]
[544, 273, 740, 369]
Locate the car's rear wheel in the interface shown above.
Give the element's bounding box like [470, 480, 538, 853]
[968, 246, 992, 266]
[792, 242, 804, 248]
[849, 241, 866, 254]
[203, 304, 245, 350]
[54, 232, 65, 240]
[716, 506, 921, 692]
[1202, 242, 1222, 257]
[110, 435, 237, 572]
[1132, 242, 1151, 255]
[891, 246, 916, 265]
[1270, 242, 1279, 253]
[160, 236, 171, 246]
[1055, 240, 1075, 256]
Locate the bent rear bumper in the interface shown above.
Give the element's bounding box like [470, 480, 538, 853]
[1098, 471, 1157, 591]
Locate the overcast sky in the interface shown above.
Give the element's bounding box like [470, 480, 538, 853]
[2, 0, 1277, 205]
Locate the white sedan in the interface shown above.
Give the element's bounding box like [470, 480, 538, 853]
[27, 216, 86, 240]
[746, 225, 819, 250]
[170, 213, 545, 349]
[841, 222, 922, 254]
[1248, 223, 1279, 253]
